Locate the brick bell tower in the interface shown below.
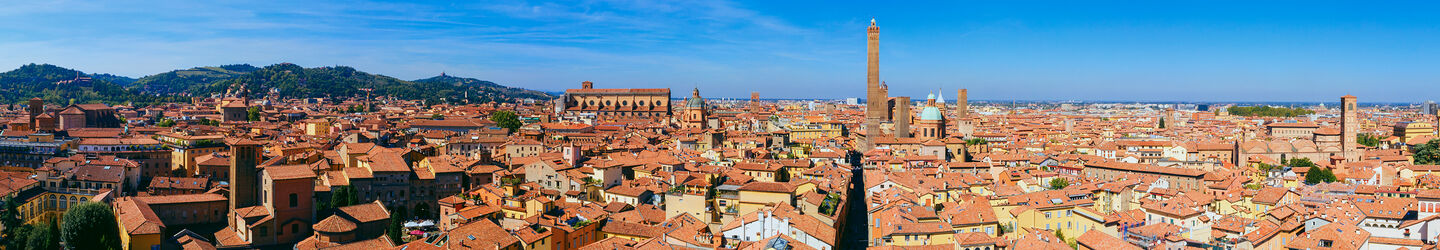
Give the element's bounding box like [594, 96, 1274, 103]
[863, 18, 886, 149]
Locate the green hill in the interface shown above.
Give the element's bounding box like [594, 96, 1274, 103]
[202, 63, 552, 104]
[0, 63, 552, 106]
[89, 73, 137, 86]
[132, 64, 259, 94]
[412, 74, 553, 101]
[0, 64, 186, 106]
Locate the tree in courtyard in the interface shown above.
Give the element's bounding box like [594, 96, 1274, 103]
[26, 219, 59, 250]
[1416, 139, 1440, 165]
[330, 186, 358, 208]
[386, 208, 407, 243]
[1305, 166, 1337, 185]
[1357, 133, 1381, 147]
[61, 202, 120, 250]
[6, 225, 30, 250]
[156, 118, 176, 127]
[1287, 157, 1316, 169]
[247, 106, 262, 121]
[490, 111, 521, 134]
[1049, 178, 1070, 190]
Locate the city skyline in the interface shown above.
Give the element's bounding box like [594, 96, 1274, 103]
[4, 1, 1440, 101]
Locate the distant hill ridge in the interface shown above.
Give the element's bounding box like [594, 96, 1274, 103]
[0, 63, 552, 106]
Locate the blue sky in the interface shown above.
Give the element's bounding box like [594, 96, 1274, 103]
[2, 0, 1438, 102]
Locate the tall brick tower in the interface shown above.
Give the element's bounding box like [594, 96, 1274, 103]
[1341, 95, 1358, 161]
[894, 97, 911, 138]
[864, 18, 885, 149]
[955, 89, 975, 137]
[957, 89, 969, 119]
[27, 98, 42, 129]
[227, 138, 263, 217]
[750, 92, 761, 114]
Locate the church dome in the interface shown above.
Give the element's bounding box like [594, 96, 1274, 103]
[686, 97, 704, 108]
[686, 88, 705, 108]
[920, 106, 943, 121]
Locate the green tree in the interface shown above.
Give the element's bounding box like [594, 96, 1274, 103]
[1416, 139, 1440, 165]
[1256, 163, 1277, 172]
[490, 111, 521, 134]
[965, 138, 987, 145]
[1, 196, 20, 235]
[431, 113, 444, 120]
[1158, 117, 1166, 129]
[1228, 106, 1315, 117]
[1049, 178, 1070, 190]
[1357, 133, 1382, 147]
[330, 186, 359, 208]
[156, 118, 176, 127]
[1305, 166, 1337, 185]
[386, 207, 407, 243]
[1287, 157, 1317, 169]
[61, 202, 120, 250]
[27, 219, 59, 250]
[247, 106, 262, 121]
[6, 225, 31, 250]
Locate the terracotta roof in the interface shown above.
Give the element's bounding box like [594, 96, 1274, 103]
[312, 215, 357, 233]
[738, 181, 796, 193]
[336, 201, 390, 223]
[265, 164, 316, 180]
[1077, 230, 1140, 250]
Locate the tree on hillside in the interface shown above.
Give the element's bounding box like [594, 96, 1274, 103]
[1416, 139, 1440, 165]
[490, 111, 521, 134]
[61, 202, 120, 250]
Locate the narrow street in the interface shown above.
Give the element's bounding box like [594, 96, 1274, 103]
[840, 162, 868, 249]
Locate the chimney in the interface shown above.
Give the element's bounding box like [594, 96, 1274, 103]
[581, 81, 594, 89]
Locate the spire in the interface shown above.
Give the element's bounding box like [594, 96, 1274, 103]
[871, 18, 876, 26]
[936, 88, 945, 104]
